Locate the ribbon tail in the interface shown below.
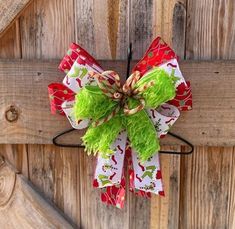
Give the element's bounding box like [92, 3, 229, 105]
[99, 173, 126, 209]
[93, 131, 127, 208]
[128, 103, 180, 196]
[125, 141, 150, 198]
[131, 149, 164, 196]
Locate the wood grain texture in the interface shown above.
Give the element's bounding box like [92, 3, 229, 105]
[75, 0, 129, 59]
[150, 147, 181, 229]
[179, 146, 235, 229]
[27, 145, 81, 227]
[0, 20, 21, 58]
[0, 0, 32, 38]
[172, 1, 186, 58]
[0, 144, 28, 177]
[107, 0, 120, 59]
[180, 0, 235, 228]
[129, 0, 154, 59]
[153, 0, 186, 47]
[0, 157, 75, 228]
[150, 3, 185, 228]
[186, 0, 235, 60]
[118, 3, 180, 228]
[18, 0, 81, 227]
[20, 0, 75, 59]
[75, 2, 135, 228]
[128, 193, 151, 229]
[0, 60, 235, 146]
[0, 16, 27, 177]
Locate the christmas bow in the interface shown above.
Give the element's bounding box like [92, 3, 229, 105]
[74, 68, 178, 162]
[48, 37, 192, 208]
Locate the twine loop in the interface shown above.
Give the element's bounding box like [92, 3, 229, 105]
[89, 70, 154, 127]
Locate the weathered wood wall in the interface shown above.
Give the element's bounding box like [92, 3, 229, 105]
[0, 0, 234, 228]
[1, 59, 234, 146]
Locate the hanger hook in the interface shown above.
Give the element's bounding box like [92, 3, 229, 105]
[126, 43, 132, 79]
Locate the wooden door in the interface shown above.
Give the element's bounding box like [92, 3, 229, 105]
[0, 0, 235, 228]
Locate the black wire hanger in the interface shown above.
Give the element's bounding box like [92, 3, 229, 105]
[52, 43, 194, 155]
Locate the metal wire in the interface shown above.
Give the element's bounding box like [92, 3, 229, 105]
[159, 132, 194, 155]
[53, 128, 84, 148]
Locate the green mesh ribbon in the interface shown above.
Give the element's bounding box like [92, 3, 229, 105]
[73, 68, 178, 162]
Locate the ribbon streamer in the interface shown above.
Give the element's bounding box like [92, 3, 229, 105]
[48, 37, 192, 208]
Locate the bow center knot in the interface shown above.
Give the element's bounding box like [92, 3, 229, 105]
[89, 70, 153, 126]
[113, 92, 122, 100]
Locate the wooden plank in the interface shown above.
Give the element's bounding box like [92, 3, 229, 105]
[27, 145, 81, 227]
[150, 147, 181, 229]
[179, 0, 235, 228]
[179, 146, 235, 228]
[128, 193, 151, 229]
[75, 0, 129, 59]
[0, 0, 32, 38]
[129, 2, 184, 228]
[0, 20, 21, 58]
[74, 1, 131, 228]
[186, 0, 235, 59]
[150, 2, 186, 228]
[0, 144, 28, 177]
[116, 2, 154, 226]
[0, 17, 28, 177]
[152, 1, 187, 227]
[18, 0, 81, 227]
[129, 0, 154, 59]
[153, 0, 186, 49]
[172, 1, 187, 58]
[20, 0, 75, 59]
[0, 157, 75, 228]
[0, 60, 234, 146]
